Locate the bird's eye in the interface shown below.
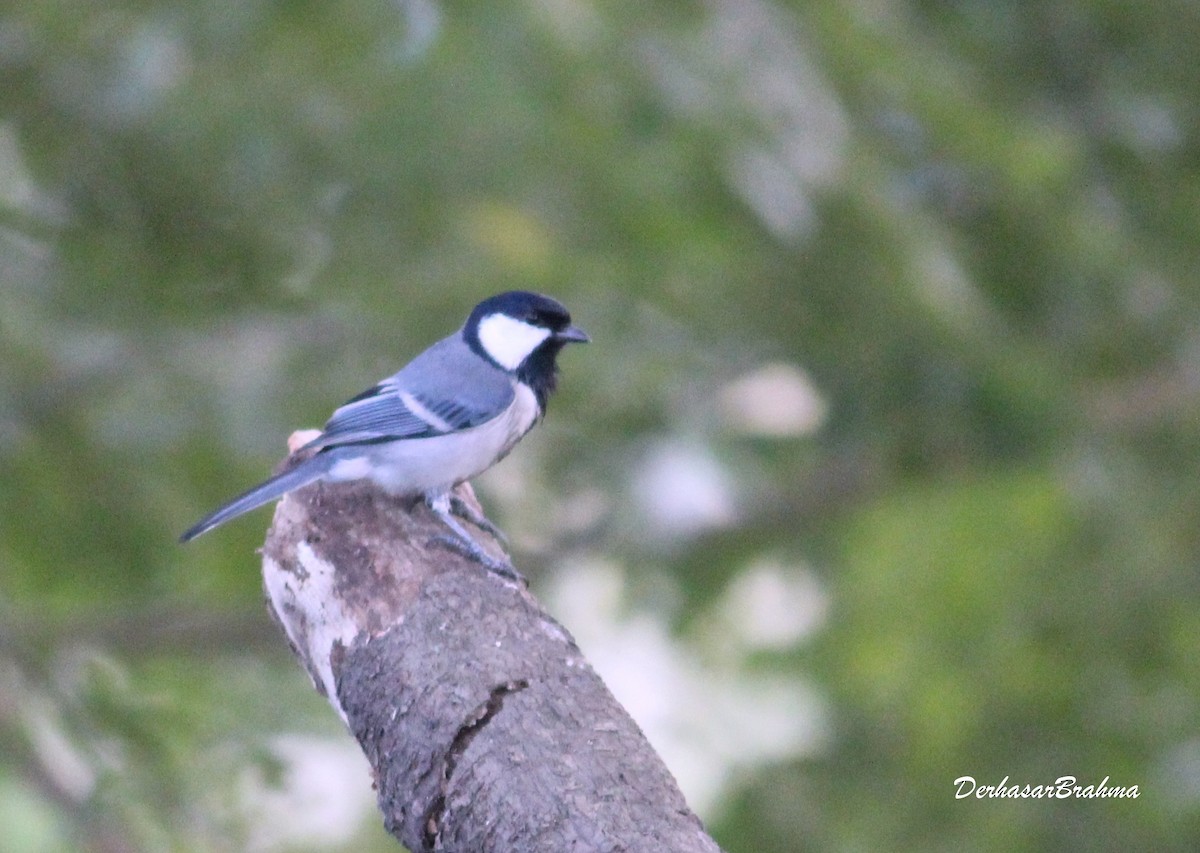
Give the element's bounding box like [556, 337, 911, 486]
[529, 309, 566, 329]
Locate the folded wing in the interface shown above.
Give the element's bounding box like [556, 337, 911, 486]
[302, 337, 517, 452]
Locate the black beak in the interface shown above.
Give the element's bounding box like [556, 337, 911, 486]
[556, 324, 590, 344]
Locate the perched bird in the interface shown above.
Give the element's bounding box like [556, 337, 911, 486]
[180, 291, 589, 578]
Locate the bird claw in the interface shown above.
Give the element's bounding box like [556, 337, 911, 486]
[425, 493, 524, 584]
[427, 534, 526, 584]
[448, 494, 508, 544]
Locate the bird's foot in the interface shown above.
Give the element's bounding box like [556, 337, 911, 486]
[448, 494, 508, 544]
[426, 493, 525, 584]
[427, 534, 526, 584]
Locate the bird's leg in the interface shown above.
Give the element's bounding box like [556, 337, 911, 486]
[425, 493, 525, 584]
[448, 493, 508, 544]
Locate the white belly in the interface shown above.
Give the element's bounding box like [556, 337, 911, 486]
[325, 383, 540, 496]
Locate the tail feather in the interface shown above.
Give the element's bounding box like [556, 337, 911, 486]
[180, 458, 329, 543]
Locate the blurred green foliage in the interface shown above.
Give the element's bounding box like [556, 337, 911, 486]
[2, 0, 1199, 850]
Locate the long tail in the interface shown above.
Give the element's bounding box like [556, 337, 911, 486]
[180, 457, 331, 543]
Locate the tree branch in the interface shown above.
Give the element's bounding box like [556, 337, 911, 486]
[260, 473, 721, 852]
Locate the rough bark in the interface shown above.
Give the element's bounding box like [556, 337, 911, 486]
[259, 469, 722, 853]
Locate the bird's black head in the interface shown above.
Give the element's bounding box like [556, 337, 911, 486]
[464, 291, 589, 406]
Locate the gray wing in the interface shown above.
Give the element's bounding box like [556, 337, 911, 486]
[303, 334, 515, 452]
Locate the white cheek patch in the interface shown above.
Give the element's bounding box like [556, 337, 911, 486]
[477, 313, 551, 371]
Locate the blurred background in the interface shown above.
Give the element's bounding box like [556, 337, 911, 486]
[2, 0, 1199, 850]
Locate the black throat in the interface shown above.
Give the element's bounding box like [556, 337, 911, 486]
[517, 340, 568, 411]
